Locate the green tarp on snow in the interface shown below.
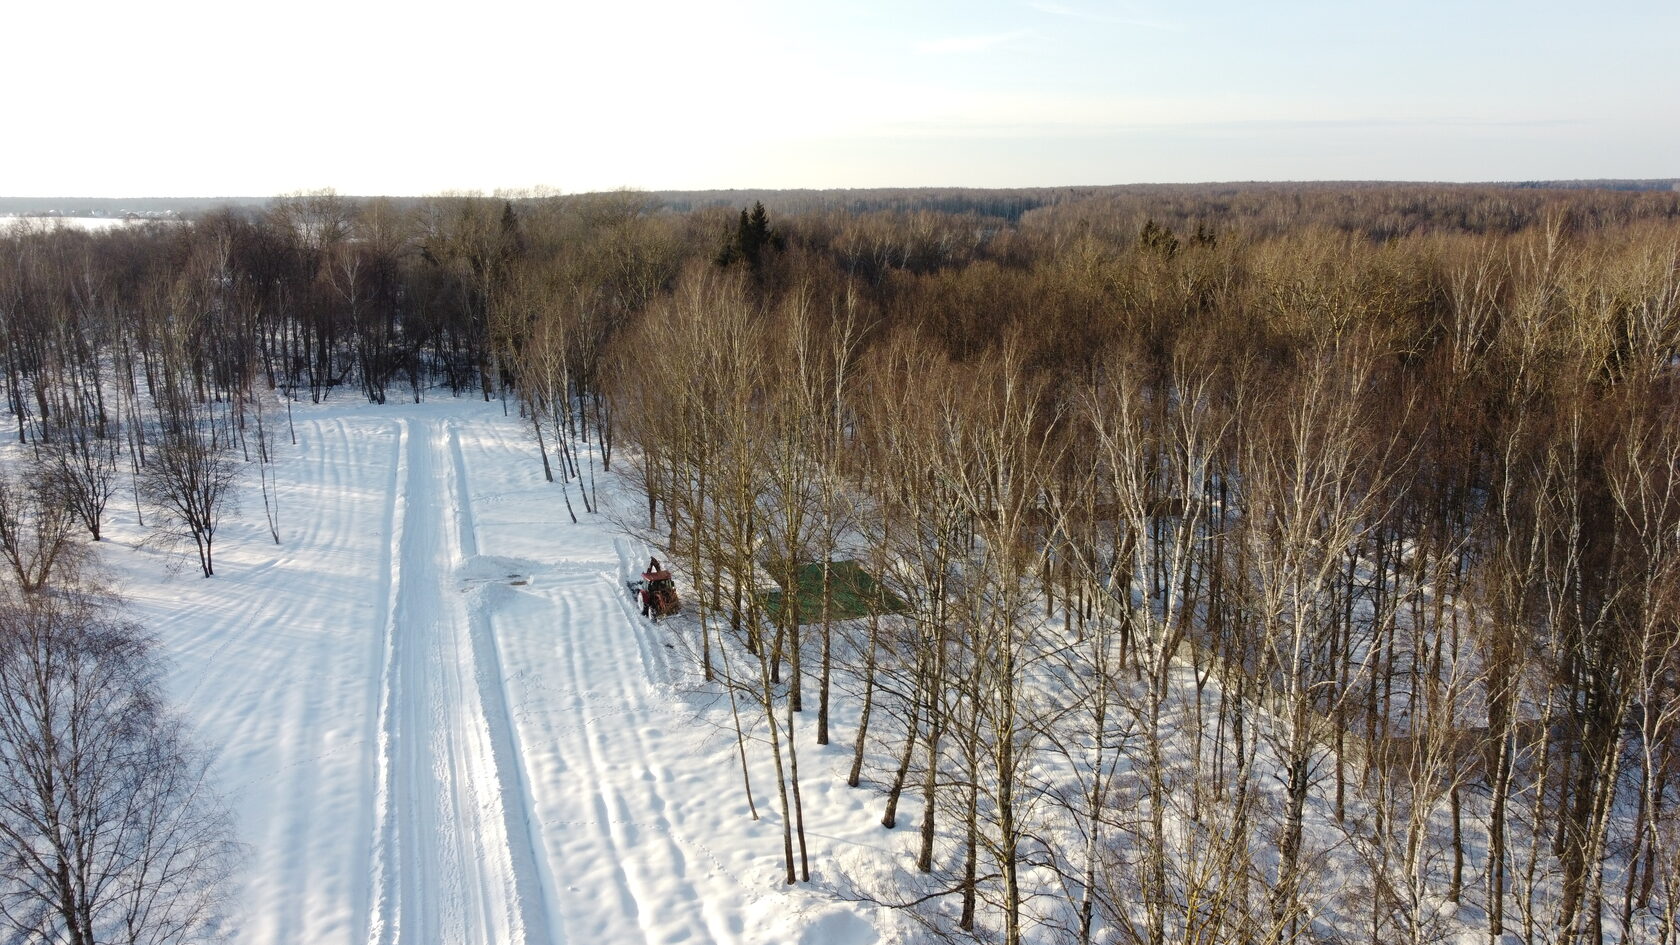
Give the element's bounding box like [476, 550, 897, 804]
[762, 560, 906, 625]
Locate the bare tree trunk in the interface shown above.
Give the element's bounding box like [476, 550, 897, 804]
[882, 679, 923, 829]
[848, 611, 882, 788]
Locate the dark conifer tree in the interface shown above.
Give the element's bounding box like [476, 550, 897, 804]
[1138, 218, 1180, 258]
[717, 201, 784, 273]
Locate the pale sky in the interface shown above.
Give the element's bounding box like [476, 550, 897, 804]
[3, 0, 1676, 196]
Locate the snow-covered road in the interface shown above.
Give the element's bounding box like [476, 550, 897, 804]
[98, 398, 897, 945]
[367, 417, 543, 945]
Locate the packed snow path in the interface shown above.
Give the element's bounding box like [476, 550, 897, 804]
[367, 417, 546, 945]
[99, 399, 896, 945]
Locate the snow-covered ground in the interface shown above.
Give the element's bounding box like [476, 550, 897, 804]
[94, 397, 902, 945]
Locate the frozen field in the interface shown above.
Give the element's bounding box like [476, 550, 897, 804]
[95, 397, 899, 945]
[0, 215, 150, 230]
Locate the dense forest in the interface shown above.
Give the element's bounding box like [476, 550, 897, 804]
[2, 182, 1678, 944]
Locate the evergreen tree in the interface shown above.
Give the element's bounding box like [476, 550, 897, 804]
[716, 201, 784, 273]
[1138, 218, 1180, 258]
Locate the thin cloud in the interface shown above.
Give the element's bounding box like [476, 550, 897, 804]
[1027, 1, 1181, 31]
[916, 30, 1033, 54]
[1028, 0, 1089, 16]
[863, 115, 1592, 142]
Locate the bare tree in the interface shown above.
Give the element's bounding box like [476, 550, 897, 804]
[0, 591, 240, 945]
[139, 418, 240, 578]
[46, 432, 119, 542]
[0, 467, 81, 592]
[1237, 332, 1402, 944]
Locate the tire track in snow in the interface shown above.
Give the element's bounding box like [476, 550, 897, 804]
[367, 417, 532, 945]
[612, 537, 675, 688]
[448, 411, 742, 944]
[172, 415, 343, 710]
[273, 416, 350, 945]
[135, 413, 403, 945]
[360, 416, 406, 945]
[538, 550, 736, 945]
[192, 415, 390, 945]
[366, 418, 410, 945]
[448, 422, 558, 945]
[553, 581, 643, 938]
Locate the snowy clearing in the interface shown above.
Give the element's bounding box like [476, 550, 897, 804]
[93, 396, 903, 945]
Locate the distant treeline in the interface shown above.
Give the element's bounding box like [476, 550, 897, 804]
[6, 177, 1678, 222]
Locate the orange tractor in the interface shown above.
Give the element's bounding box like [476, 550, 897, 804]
[629, 569, 680, 620]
